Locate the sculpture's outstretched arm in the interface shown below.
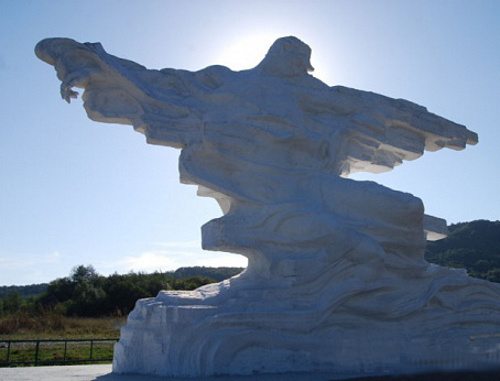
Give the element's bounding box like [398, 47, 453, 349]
[35, 38, 202, 148]
[36, 38, 111, 103]
[327, 86, 478, 175]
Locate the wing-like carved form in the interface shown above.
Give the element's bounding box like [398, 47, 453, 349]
[326, 86, 478, 175]
[35, 38, 478, 177]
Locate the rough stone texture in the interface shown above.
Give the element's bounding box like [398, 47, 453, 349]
[36, 36, 500, 378]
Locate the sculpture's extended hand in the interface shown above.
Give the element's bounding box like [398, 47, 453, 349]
[59, 69, 95, 103]
[60, 74, 82, 103]
[61, 85, 78, 103]
[36, 38, 101, 103]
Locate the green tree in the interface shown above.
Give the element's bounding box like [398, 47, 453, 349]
[1, 291, 23, 315]
[71, 264, 99, 283]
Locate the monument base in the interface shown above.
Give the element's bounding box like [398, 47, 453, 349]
[113, 256, 500, 378]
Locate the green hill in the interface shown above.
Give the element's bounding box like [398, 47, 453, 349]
[0, 283, 48, 299]
[425, 220, 500, 282]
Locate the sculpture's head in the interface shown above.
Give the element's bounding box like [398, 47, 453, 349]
[258, 36, 314, 77]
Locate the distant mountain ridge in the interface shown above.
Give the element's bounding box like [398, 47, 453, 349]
[0, 283, 48, 299]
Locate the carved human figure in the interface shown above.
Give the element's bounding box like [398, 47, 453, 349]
[35, 36, 474, 273]
[36, 36, 500, 378]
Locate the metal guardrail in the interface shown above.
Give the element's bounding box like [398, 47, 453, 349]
[0, 338, 119, 366]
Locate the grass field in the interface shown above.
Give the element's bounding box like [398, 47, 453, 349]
[0, 314, 123, 366]
[0, 338, 118, 366]
[0, 313, 123, 339]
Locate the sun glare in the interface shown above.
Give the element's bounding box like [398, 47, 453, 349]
[216, 33, 280, 71]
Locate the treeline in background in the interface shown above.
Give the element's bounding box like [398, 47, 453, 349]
[0, 266, 242, 335]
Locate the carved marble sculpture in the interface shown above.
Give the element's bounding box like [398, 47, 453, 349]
[36, 36, 500, 378]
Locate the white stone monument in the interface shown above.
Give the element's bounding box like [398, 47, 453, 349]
[36, 36, 500, 378]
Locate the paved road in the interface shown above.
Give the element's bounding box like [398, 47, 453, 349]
[2, 365, 500, 381]
[0, 365, 357, 381]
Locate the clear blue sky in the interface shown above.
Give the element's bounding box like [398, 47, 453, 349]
[1, 0, 499, 286]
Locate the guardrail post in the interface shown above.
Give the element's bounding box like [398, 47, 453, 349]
[90, 340, 94, 360]
[63, 341, 67, 363]
[6, 341, 11, 363]
[34, 341, 40, 366]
